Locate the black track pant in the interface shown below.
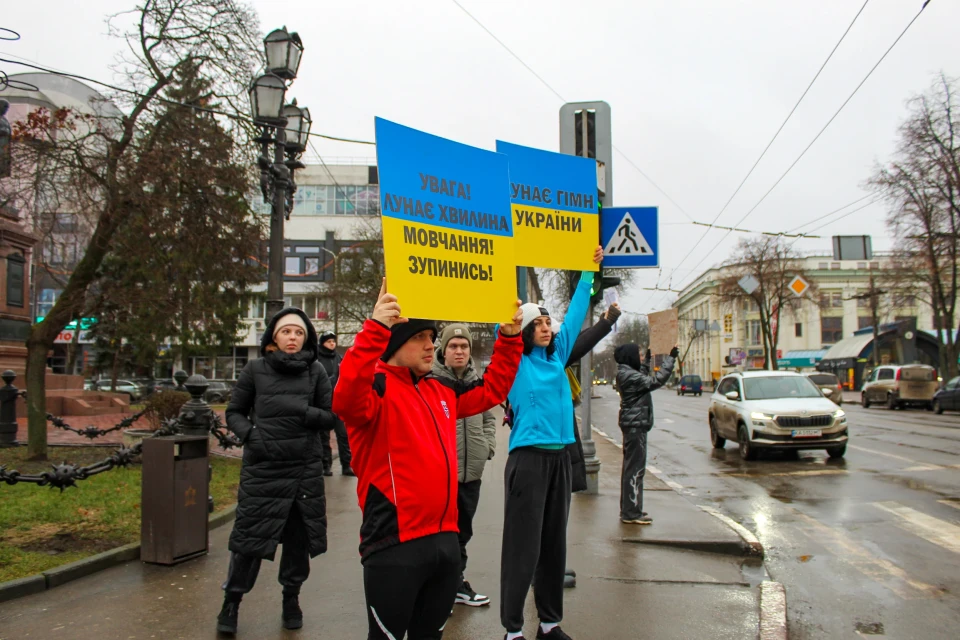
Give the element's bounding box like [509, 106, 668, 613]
[620, 428, 648, 521]
[363, 532, 461, 639]
[223, 504, 310, 596]
[457, 480, 482, 579]
[321, 419, 352, 470]
[500, 447, 572, 632]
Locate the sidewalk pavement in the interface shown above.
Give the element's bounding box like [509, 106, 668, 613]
[0, 423, 761, 639]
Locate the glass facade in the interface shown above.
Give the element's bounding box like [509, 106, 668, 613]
[251, 184, 380, 216]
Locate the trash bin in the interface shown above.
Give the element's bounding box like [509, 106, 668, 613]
[140, 435, 210, 565]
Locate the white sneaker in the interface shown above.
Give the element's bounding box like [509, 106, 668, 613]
[455, 580, 491, 607]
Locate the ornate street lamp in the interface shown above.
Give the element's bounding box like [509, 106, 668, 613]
[282, 100, 312, 153]
[251, 29, 311, 320]
[248, 73, 287, 125]
[264, 27, 303, 81]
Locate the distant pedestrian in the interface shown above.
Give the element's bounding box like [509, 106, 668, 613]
[334, 280, 523, 640]
[217, 308, 335, 634]
[432, 323, 496, 608]
[317, 331, 354, 476]
[500, 245, 603, 640]
[613, 344, 677, 524]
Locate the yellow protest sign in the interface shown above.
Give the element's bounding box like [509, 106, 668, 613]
[496, 140, 600, 271]
[376, 118, 518, 324]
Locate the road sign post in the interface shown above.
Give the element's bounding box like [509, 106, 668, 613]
[560, 101, 612, 495]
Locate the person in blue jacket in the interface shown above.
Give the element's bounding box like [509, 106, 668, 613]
[500, 245, 603, 640]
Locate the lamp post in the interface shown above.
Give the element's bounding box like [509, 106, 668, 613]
[320, 247, 341, 338]
[249, 27, 312, 321]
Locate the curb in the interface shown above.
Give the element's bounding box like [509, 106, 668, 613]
[698, 505, 765, 558]
[622, 536, 757, 557]
[0, 503, 237, 604]
[759, 581, 788, 640]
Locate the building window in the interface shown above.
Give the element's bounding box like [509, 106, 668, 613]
[818, 262, 828, 269]
[304, 257, 320, 276]
[858, 316, 873, 330]
[747, 320, 762, 346]
[821, 317, 844, 344]
[284, 256, 300, 275]
[37, 288, 60, 318]
[857, 292, 870, 308]
[795, 323, 802, 337]
[869, 261, 880, 269]
[830, 262, 841, 270]
[857, 262, 867, 269]
[6, 254, 25, 308]
[820, 291, 843, 308]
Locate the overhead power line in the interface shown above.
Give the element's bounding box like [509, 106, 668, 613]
[449, 0, 696, 222]
[0, 55, 376, 145]
[666, 0, 871, 279]
[670, 0, 932, 293]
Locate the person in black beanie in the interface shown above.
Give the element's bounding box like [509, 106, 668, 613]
[217, 308, 335, 634]
[317, 331, 354, 476]
[613, 343, 677, 524]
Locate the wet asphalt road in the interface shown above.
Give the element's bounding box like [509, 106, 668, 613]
[588, 385, 960, 639]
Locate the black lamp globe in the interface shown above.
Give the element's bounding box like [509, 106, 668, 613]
[282, 100, 312, 152]
[249, 73, 287, 125]
[264, 27, 303, 81]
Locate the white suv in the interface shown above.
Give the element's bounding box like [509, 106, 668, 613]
[708, 371, 848, 460]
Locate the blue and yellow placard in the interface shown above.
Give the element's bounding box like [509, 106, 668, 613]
[495, 141, 600, 271]
[375, 118, 517, 324]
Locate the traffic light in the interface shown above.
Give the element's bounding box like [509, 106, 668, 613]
[590, 269, 620, 306]
[573, 108, 597, 159]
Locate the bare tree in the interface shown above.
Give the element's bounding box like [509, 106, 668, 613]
[11, 0, 262, 459]
[868, 73, 960, 379]
[718, 237, 814, 370]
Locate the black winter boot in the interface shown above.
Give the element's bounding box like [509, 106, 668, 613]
[216, 595, 241, 635]
[282, 591, 303, 630]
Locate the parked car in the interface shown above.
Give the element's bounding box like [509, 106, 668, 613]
[94, 379, 144, 402]
[154, 379, 178, 393]
[860, 364, 938, 410]
[204, 381, 233, 404]
[708, 371, 848, 460]
[806, 372, 843, 405]
[677, 374, 703, 397]
[932, 376, 960, 414]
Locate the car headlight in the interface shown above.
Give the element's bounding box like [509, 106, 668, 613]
[833, 409, 845, 419]
[750, 412, 773, 420]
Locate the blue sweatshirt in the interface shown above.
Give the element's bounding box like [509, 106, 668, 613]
[507, 271, 594, 452]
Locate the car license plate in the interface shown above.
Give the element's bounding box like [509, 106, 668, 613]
[792, 429, 822, 438]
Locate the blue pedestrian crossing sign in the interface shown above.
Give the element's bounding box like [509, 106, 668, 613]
[600, 206, 659, 268]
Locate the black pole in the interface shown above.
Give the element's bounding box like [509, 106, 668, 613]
[265, 123, 290, 320]
[0, 370, 19, 447]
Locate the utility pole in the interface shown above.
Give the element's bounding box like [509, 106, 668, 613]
[849, 274, 886, 368]
[560, 101, 612, 495]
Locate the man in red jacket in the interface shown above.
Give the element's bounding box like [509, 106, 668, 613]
[334, 280, 523, 640]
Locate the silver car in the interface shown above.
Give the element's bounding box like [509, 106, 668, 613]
[708, 371, 848, 460]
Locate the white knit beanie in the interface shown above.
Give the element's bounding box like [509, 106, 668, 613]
[273, 312, 308, 339]
[519, 303, 551, 331]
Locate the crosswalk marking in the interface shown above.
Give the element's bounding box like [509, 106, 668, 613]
[848, 444, 916, 462]
[872, 502, 960, 555]
[791, 510, 940, 598]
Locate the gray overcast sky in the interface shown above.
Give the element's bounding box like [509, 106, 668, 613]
[3, 1, 958, 317]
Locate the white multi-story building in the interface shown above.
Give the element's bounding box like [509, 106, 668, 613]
[673, 253, 937, 387]
[183, 161, 381, 380]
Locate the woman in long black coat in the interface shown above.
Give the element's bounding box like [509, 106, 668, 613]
[216, 308, 335, 635]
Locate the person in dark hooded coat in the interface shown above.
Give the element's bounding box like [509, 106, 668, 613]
[317, 331, 354, 476]
[216, 308, 335, 635]
[613, 344, 677, 525]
